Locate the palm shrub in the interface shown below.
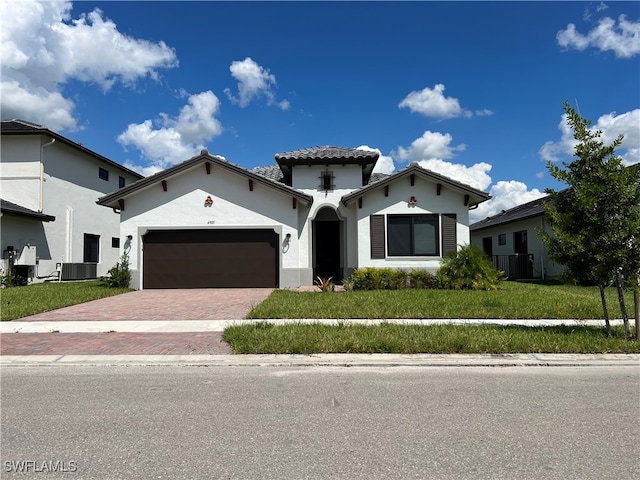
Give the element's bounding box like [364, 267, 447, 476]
[436, 244, 505, 290]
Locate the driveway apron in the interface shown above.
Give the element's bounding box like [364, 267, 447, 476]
[15, 288, 274, 321]
[1, 289, 273, 356]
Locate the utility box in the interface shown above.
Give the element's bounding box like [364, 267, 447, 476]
[15, 245, 37, 266]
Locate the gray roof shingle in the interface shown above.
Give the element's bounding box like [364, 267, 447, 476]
[470, 195, 549, 231]
[0, 199, 55, 222]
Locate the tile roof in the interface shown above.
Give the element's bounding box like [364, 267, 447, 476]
[367, 172, 390, 185]
[98, 151, 313, 208]
[0, 199, 56, 222]
[341, 163, 490, 207]
[251, 165, 285, 183]
[275, 146, 379, 163]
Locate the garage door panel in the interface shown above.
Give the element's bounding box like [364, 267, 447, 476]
[143, 229, 278, 289]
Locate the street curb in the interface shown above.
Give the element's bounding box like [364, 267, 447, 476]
[1, 353, 639, 368]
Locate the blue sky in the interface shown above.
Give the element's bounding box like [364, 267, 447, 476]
[2, 1, 639, 222]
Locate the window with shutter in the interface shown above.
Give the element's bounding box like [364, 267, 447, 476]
[370, 215, 385, 259]
[441, 214, 457, 256]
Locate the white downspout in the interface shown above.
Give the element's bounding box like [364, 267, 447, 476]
[39, 138, 55, 212]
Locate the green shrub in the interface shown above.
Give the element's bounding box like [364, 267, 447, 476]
[408, 269, 436, 289]
[436, 244, 505, 290]
[100, 253, 131, 288]
[343, 267, 408, 290]
[0, 267, 27, 288]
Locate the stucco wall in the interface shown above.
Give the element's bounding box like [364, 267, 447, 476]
[0, 136, 42, 211]
[354, 175, 472, 272]
[1, 134, 140, 282]
[470, 216, 565, 279]
[119, 163, 304, 289]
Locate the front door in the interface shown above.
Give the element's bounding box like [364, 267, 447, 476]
[314, 220, 341, 282]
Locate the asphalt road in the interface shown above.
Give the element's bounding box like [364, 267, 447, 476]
[1, 365, 639, 480]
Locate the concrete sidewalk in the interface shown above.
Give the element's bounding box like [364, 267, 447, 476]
[1, 318, 638, 367]
[1, 318, 628, 333]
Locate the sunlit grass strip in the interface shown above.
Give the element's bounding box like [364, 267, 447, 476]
[222, 322, 640, 354]
[1, 280, 132, 321]
[247, 282, 635, 320]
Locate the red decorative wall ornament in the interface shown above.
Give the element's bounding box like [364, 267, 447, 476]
[204, 195, 214, 206]
[408, 196, 418, 206]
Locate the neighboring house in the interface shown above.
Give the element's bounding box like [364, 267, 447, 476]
[97, 146, 490, 289]
[1, 119, 143, 283]
[469, 195, 565, 280]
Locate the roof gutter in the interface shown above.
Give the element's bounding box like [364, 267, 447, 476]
[40, 137, 56, 212]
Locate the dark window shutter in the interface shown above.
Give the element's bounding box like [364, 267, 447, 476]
[370, 215, 385, 259]
[441, 214, 457, 256]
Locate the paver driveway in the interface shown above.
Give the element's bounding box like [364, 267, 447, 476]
[16, 288, 274, 321]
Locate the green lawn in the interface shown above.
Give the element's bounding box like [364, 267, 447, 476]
[247, 281, 635, 320]
[222, 322, 640, 354]
[1, 280, 132, 321]
[230, 282, 639, 354]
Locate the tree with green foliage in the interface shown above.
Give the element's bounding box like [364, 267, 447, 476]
[540, 102, 640, 338]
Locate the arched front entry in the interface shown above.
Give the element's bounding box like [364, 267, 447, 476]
[313, 207, 343, 283]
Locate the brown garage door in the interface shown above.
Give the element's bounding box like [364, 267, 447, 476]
[142, 229, 278, 288]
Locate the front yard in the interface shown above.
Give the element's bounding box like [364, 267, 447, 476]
[247, 281, 635, 320]
[0, 280, 132, 321]
[223, 281, 639, 354]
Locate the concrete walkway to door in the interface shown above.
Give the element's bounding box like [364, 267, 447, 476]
[14, 289, 274, 321]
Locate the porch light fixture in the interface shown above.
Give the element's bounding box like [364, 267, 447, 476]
[204, 195, 214, 207]
[283, 233, 292, 253]
[408, 196, 418, 206]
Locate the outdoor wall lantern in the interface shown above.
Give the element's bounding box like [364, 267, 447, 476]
[408, 196, 418, 206]
[283, 233, 292, 253]
[204, 195, 214, 207]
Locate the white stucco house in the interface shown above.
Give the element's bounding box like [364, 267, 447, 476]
[470, 195, 565, 280]
[98, 146, 490, 289]
[0, 119, 143, 283]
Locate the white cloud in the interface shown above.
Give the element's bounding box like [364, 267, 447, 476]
[357, 145, 395, 175]
[417, 159, 492, 191]
[0, 80, 77, 131]
[0, 0, 177, 131]
[597, 109, 640, 165]
[557, 15, 640, 58]
[393, 130, 467, 163]
[117, 91, 223, 169]
[399, 84, 475, 119]
[391, 131, 545, 224]
[539, 108, 640, 166]
[223, 57, 289, 110]
[470, 181, 546, 224]
[392, 130, 491, 190]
